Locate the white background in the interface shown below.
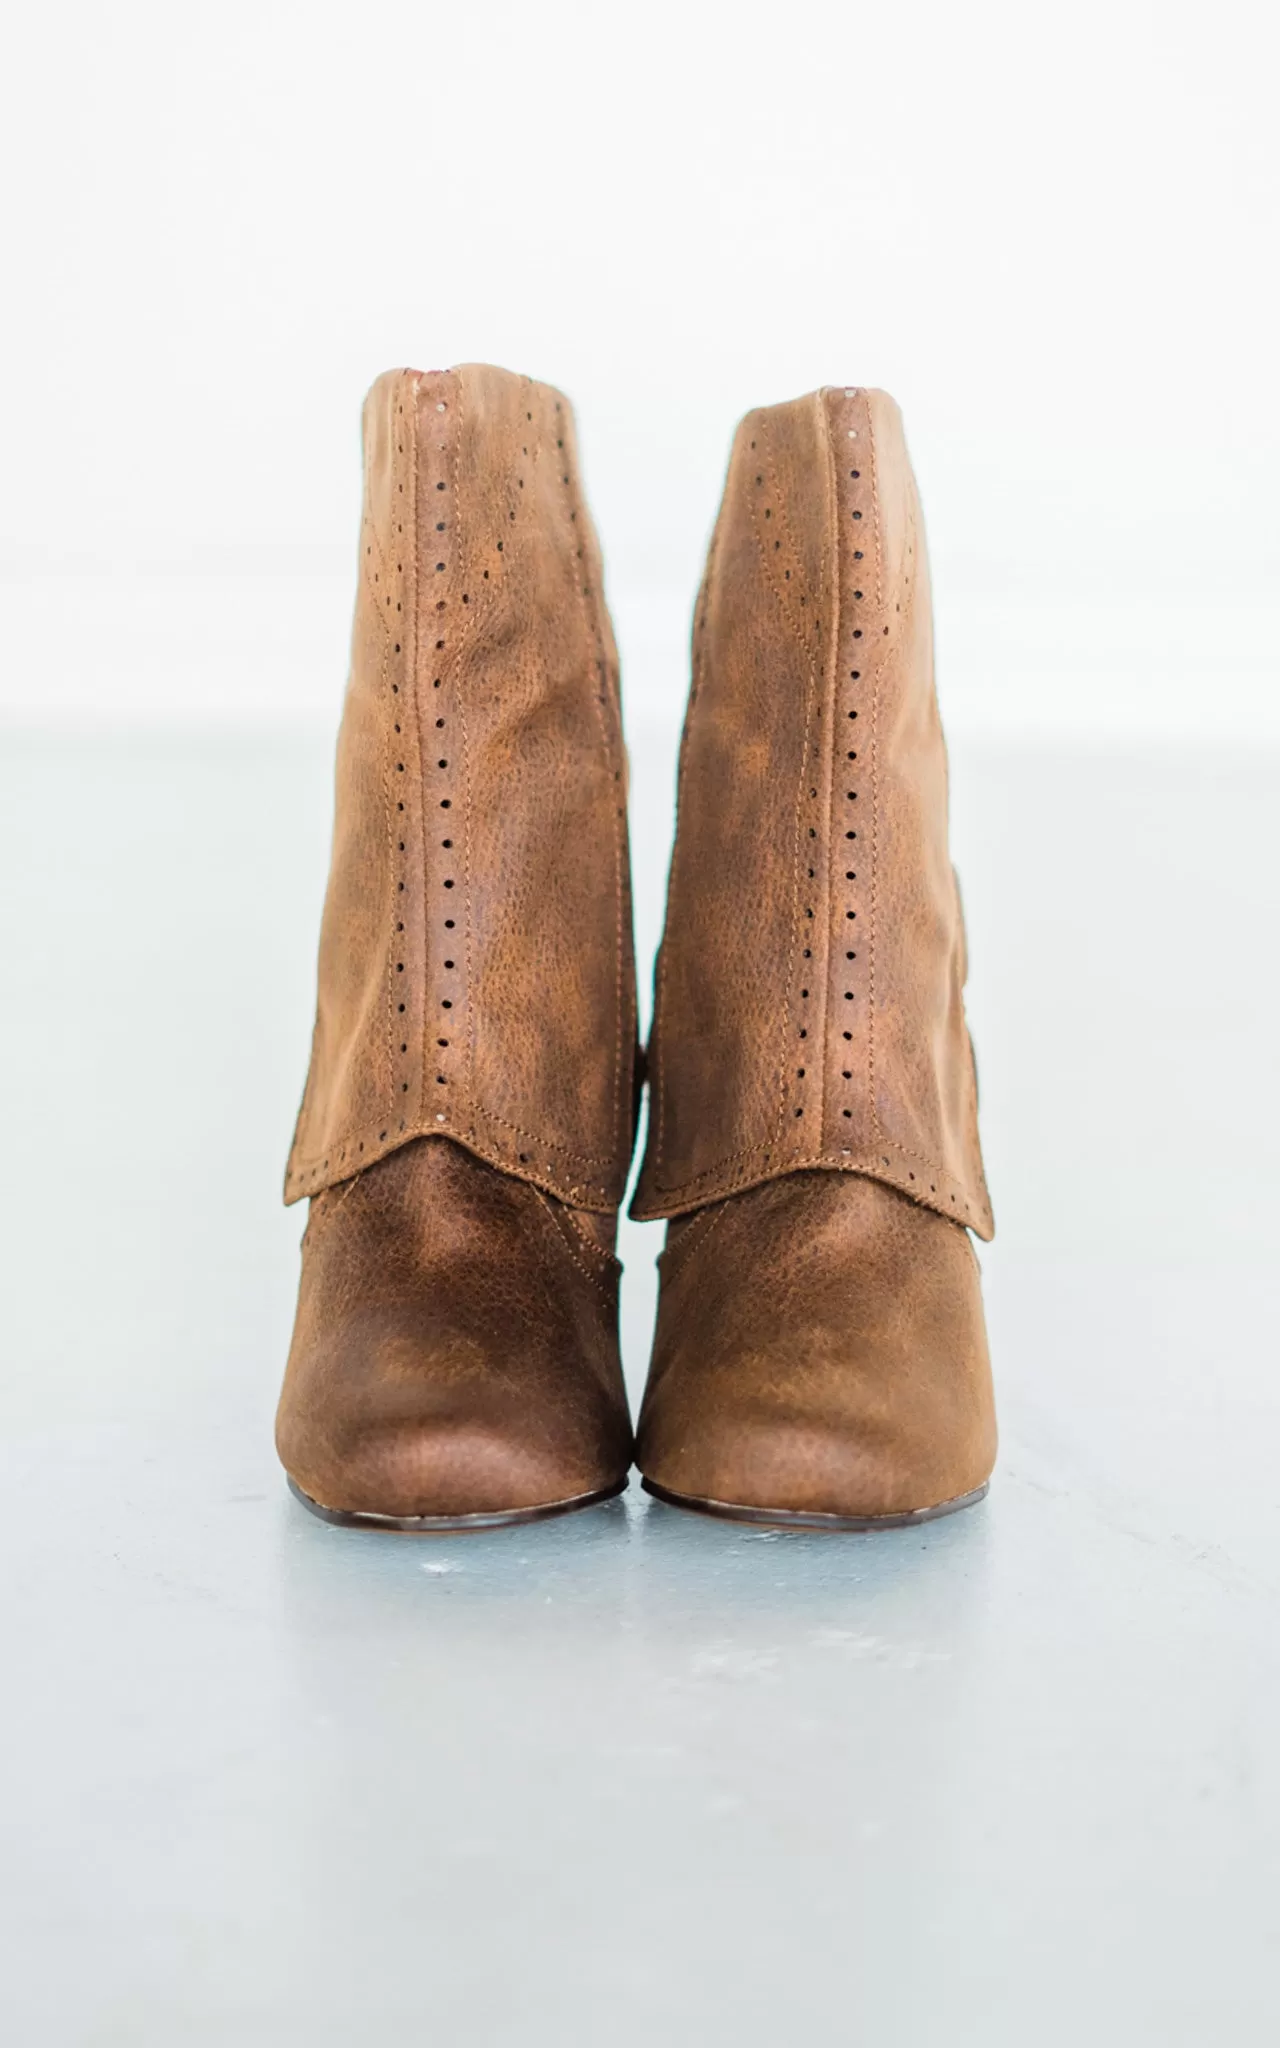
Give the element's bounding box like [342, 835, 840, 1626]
[3, 0, 1277, 739]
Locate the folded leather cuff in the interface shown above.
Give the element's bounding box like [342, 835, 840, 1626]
[286, 365, 637, 1213]
[632, 385, 992, 1239]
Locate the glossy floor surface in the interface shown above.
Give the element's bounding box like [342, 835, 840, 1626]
[2, 730, 1278, 2044]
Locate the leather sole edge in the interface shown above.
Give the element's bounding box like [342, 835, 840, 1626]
[286, 1473, 628, 1533]
[640, 1475, 989, 1531]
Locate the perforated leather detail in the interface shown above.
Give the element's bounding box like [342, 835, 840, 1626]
[287, 366, 637, 1212]
[633, 385, 992, 1238]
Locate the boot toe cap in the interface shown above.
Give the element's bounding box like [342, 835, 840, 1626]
[281, 1410, 619, 1523]
[277, 1138, 633, 1524]
[637, 1172, 997, 1523]
[642, 1399, 991, 1524]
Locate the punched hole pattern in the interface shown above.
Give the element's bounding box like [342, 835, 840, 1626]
[752, 432, 830, 1138]
[835, 390, 869, 1151]
[299, 385, 422, 1192]
[421, 378, 542, 1133]
[822, 389, 970, 1222]
[426, 378, 460, 1130]
[420, 375, 575, 1174]
[300, 377, 624, 1208]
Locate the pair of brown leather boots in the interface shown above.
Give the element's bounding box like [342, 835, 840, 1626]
[275, 364, 997, 1532]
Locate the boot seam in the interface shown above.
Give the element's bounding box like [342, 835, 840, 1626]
[532, 1191, 619, 1302]
[555, 1196, 622, 1274]
[656, 1198, 729, 1284]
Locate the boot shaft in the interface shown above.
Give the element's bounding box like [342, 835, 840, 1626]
[633, 384, 992, 1238]
[287, 365, 637, 1213]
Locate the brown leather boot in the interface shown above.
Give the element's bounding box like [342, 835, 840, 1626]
[631, 385, 997, 1528]
[277, 365, 638, 1528]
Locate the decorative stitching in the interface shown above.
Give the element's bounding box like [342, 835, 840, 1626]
[477, 1109, 618, 1169]
[289, 1114, 617, 1208]
[559, 394, 629, 1165]
[658, 1197, 728, 1283]
[306, 1169, 364, 1239]
[449, 372, 476, 1139]
[380, 564, 396, 1111]
[446, 374, 545, 1132]
[814, 389, 840, 1145]
[642, 386, 993, 1235]
[868, 398, 884, 610]
[427, 377, 618, 1187]
[402, 373, 421, 1133]
[764, 401, 825, 1161]
[419, 369, 534, 1148]
[860, 398, 966, 1203]
[652, 403, 829, 1190]
[865, 394, 882, 1169]
[637, 1147, 988, 1232]
[746, 441, 826, 642]
[393, 374, 415, 1124]
[556, 1199, 622, 1272]
[532, 1190, 618, 1302]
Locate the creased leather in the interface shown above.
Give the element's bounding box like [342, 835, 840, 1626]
[637, 1171, 996, 1518]
[277, 1135, 632, 1518]
[633, 386, 992, 1239]
[287, 364, 637, 1213]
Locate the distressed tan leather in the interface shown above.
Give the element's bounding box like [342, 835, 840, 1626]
[278, 365, 636, 1521]
[633, 386, 995, 1521]
[639, 1173, 995, 1519]
[277, 1136, 631, 1519]
[634, 385, 991, 1237]
[287, 364, 636, 1213]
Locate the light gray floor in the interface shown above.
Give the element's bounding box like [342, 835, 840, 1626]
[1, 727, 1278, 2046]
